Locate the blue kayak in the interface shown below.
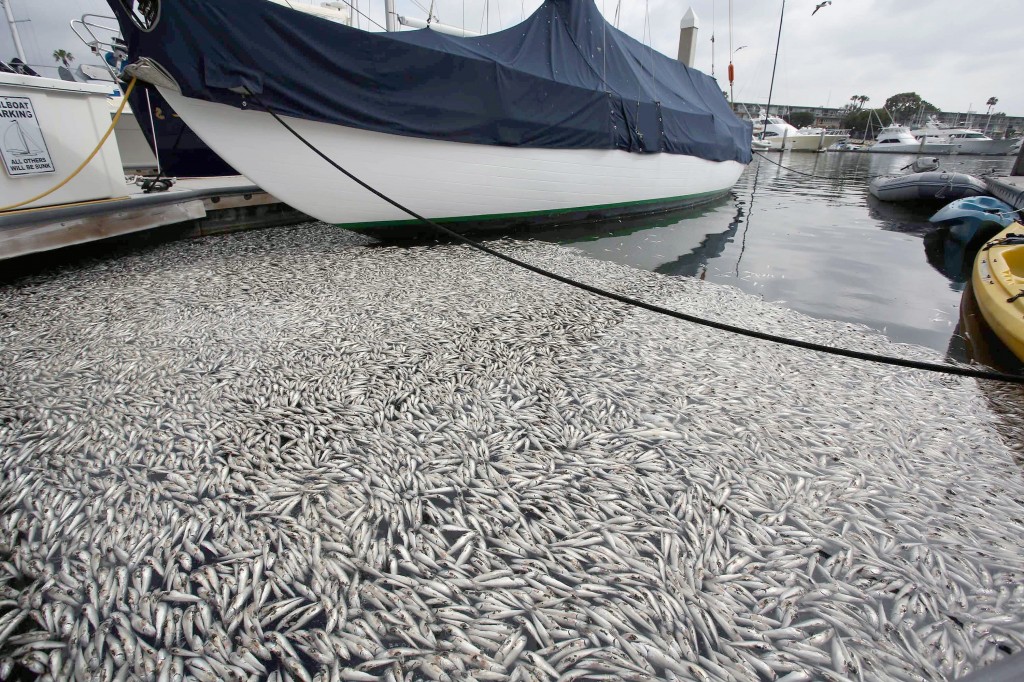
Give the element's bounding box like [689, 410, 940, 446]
[930, 196, 1017, 243]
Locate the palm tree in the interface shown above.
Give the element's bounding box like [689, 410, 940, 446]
[985, 96, 999, 133]
[857, 95, 870, 109]
[52, 49, 75, 68]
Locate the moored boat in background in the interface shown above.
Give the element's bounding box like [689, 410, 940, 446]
[107, 0, 751, 233]
[751, 113, 845, 152]
[912, 117, 1021, 156]
[867, 124, 960, 155]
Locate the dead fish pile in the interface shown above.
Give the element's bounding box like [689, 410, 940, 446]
[0, 223, 1022, 682]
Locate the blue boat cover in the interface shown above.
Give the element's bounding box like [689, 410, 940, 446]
[109, 0, 752, 164]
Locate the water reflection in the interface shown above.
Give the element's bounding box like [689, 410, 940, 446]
[864, 195, 935, 236]
[656, 171, 751, 280]
[922, 227, 973, 286]
[530, 152, 1019, 358]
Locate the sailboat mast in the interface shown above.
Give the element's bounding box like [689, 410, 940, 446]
[2, 0, 27, 63]
[761, 0, 785, 139]
[384, 0, 396, 30]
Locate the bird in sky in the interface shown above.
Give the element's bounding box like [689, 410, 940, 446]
[812, 1, 832, 15]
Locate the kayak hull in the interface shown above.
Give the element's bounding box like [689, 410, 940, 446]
[972, 224, 1024, 361]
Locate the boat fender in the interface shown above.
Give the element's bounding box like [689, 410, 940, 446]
[902, 157, 939, 173]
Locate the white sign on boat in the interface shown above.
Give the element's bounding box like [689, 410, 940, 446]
[0, 96, 55, 176]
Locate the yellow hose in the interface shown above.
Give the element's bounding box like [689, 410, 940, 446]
[0, 76, 138, 213]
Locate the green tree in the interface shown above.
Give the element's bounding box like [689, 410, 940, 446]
[883, 92, 939, 125]
[847, 95, 870, 111]
[984, 96, 999, 133]
[786, 111, 817, 128]
[841, 108, 889, 139]
[52, 49, 75, 67]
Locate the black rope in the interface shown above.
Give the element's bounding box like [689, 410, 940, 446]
[754, 151, 827, 177]
[250, 95, 1024, 385]
[760, 0, 785, 143]
[754, 151, 896, 180]
[140, 123, 184, 193]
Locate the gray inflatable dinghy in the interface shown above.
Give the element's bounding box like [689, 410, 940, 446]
[868, 157, 988, 202]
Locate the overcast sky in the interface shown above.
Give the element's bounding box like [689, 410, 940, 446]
[5, 0, 1022, 118]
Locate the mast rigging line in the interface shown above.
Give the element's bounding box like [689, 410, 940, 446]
[752, 152, 945, 182]
[761, 0, 785, 139]
[329, 0, 385, 30]
[248, 93, 1024, 386]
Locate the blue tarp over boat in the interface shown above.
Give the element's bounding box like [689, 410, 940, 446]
[110, 0, 752, 164]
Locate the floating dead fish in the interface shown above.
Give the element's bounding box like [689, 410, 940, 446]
[0, 223, 1022, 681]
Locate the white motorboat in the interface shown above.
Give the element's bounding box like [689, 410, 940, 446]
[0, 71, 126, 210]
[912, 127, 1020, 156]
[945, 130, 1020, 155]
[108, 0, 752, 234]
[911, 115, 1020, 156]
[751, 114, 846, 152]
[867, 124, 959, 155]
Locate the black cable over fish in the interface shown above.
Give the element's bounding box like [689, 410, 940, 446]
[251, 94, 1024, 385]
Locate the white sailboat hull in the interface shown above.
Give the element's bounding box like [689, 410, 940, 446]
[159, 88, 745, 230]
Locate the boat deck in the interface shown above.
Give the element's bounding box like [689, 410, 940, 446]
[0, 176, 308, 261]
[985, 175, 1024, 211]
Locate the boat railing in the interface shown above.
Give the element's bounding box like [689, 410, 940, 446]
[69, 14, 126, 84]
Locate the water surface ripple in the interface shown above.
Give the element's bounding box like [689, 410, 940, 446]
[530, 152, 1018, 358]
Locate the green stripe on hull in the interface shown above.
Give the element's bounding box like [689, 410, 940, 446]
[334, 189, 728, 232]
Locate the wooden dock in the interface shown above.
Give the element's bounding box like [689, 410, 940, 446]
[0, 177, 308, 261]
[985, 175, 1024, 212]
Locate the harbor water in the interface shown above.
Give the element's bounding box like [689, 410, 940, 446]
[530, 152, 1019, 365]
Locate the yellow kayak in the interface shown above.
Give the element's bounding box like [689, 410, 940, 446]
[972, 223, 1024, 361]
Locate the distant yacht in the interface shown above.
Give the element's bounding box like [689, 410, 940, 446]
[911, 121, 1019, 156]
[867, 125, 959, 155]
[751, 113, 846, 152]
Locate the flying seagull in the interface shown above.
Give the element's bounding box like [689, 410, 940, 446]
[812, 1, 831, 15]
